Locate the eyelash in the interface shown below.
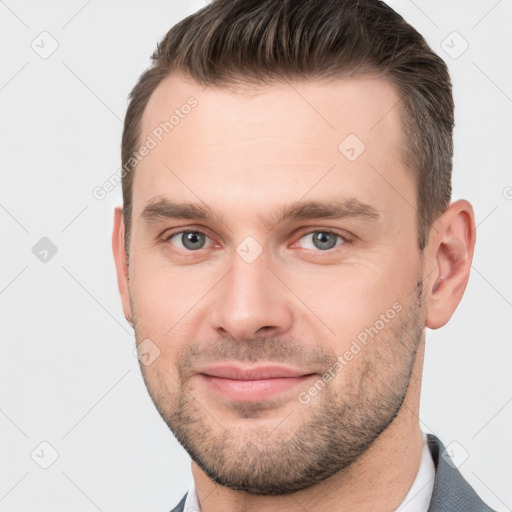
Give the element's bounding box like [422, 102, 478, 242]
[162, 228, 350, 254]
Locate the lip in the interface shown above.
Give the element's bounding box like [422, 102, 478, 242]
[199, 364, 312, 380]
[198, 364, 316, 401]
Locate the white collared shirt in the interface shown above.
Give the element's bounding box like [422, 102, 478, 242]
[183, 431, 435, 512]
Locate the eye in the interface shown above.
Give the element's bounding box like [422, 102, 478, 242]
[297, 231, 346, 251]
[166, 230, 213, 251]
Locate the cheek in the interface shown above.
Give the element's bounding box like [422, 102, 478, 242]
[129, 257, 218, 373]
[130, 251, 212, 328]
[280, 257, 415, 344]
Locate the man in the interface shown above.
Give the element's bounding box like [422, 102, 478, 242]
[112, 0, 496, 510]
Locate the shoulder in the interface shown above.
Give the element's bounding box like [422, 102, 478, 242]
[427, 434, 497, 512]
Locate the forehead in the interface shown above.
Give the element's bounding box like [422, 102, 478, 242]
[133, 72, 413, 225]
[140, 72, 404, 148]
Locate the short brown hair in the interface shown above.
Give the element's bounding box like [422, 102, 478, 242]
[121, 0, 453, 254]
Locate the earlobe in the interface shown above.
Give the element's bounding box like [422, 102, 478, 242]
[425, 200, 476, 330]
[112, 206, 134, 327]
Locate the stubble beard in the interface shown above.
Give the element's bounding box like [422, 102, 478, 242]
[133, 280, 425, 495]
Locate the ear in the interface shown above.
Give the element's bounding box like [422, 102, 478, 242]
[112, 206, 134, 326]
[424, 200, 476, 330]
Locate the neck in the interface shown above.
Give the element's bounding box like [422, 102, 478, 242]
[192, 340, 426, 512]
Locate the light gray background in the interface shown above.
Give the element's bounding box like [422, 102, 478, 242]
[1, 1, 511, 511]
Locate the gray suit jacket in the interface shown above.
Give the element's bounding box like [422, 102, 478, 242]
[170, 434, 496, 511]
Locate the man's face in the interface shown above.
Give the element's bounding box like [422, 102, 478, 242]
[125, 74, 426, 494]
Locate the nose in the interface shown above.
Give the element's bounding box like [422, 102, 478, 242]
[210, 252, 294, 342]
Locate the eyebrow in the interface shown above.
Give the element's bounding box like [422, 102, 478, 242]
[141, 196, 380, 227]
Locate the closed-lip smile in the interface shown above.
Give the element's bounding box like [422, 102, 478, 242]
[197, 363, 316, 401]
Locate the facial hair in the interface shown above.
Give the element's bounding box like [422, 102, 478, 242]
[133, 279, 425, 495]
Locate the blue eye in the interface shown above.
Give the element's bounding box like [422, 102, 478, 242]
[168, 231, 211, 251]
[298, 231, 345, 251]
[164, 229, 346, 254]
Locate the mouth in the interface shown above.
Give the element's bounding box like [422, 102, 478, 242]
[197, 364, 317, 401]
